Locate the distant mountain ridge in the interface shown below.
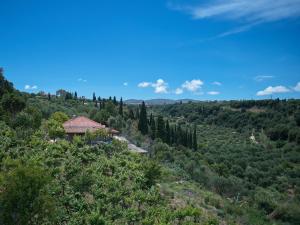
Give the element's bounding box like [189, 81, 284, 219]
[124, 98, 200, 105]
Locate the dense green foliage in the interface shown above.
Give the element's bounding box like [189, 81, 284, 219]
[149, 100, 300, 225]
[0, 70, 299, 225]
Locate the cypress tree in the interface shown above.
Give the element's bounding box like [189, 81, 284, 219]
[129, 108, 135, 120]
[150, 116, 156, 140]
[189, 129, 193, 148]
[156, 115, 165, 141]
[193, 125, 197, 151]
[135, 107, 140, 120]
[166, 120, 170, 144]
[149, 113, 153, 125]
[170, 126, 174, 144]
[93, 92, 96, 102]
[74, 91, 78, 100]
[176, 125, 182, 145]
[119, 97, 123, 116]
[113, 96, 117, 105]
[138, 101, 148, 135]
[183, 129, 188, 147]
[48, 93, 51, 101]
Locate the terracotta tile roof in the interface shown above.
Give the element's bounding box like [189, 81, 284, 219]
[63, 116, 106, 134]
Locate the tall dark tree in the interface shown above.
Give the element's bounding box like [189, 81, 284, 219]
[189, 129, 193, 148]
[170, 126, 174, 144]
[129, 108, 135, 120]
[138, 101, 148, 135]
[165, 120, 170, 144]
[183, 129, 188, 147]
[113, 96, 117, 105]
[74, 91, 78, 100]
[119, 97, 123, 116]
[295, 111, 300, 126]
[92, 92, 96, 102]
[150, 114, 156, 140]
[176, 125, 182, 145]
[193, 124, 197, 151]
[48, 93, 51, 101]
[156, 115, 165, 141]
[65, 92, 72, 100]
[135, 107, 140, 120]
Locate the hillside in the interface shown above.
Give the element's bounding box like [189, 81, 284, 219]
[0, 70, 300, 225]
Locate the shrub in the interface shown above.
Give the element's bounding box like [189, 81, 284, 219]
[0, 161, 57, 225]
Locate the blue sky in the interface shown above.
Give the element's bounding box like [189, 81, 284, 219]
[0, 0, 300, 100]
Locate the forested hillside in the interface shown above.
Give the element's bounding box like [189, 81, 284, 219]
[0, 69, 299, 225]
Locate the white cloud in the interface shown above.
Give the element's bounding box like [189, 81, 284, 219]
[294, 82, 300, 92]
[182, 79, 204, 92]
[175, 88, 183, 94]
[78, 78, 87, 82]
[212, 81, 222, 86]
[24, 84, 38, 90]
[169, 0, 300, 38]
[123, 82, 128, 86]
[152, 79, 168, 93]
[138, 79, 168, 94]
[207, 91, 220, 95]
[256, 85, 290, 96]
[178, 0, 300, 22]
[254, 75, 274, 82]
[138, 82, 151, 88]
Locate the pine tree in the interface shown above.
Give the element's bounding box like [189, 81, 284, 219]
[165, 120, 170, 144]
[193, 124, 197, 151]
[138, 101, 148, 135]
[93, 92, 96, 102]
[156, 115, 165, 141]
[113, 96, 117, 105]
[119, 97, 123, 116]
[74, 91, 77, 100]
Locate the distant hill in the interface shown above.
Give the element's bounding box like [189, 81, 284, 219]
[124, 98, 199, 105]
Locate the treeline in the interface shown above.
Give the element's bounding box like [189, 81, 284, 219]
[136, 101, 197, 150]
[154, 100, 300, 144]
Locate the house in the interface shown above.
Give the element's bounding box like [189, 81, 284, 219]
[63, 116, 118, 140]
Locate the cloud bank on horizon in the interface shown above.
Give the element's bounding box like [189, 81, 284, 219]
[137, 77, 300, 98]
[256, 82, 300, 96]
